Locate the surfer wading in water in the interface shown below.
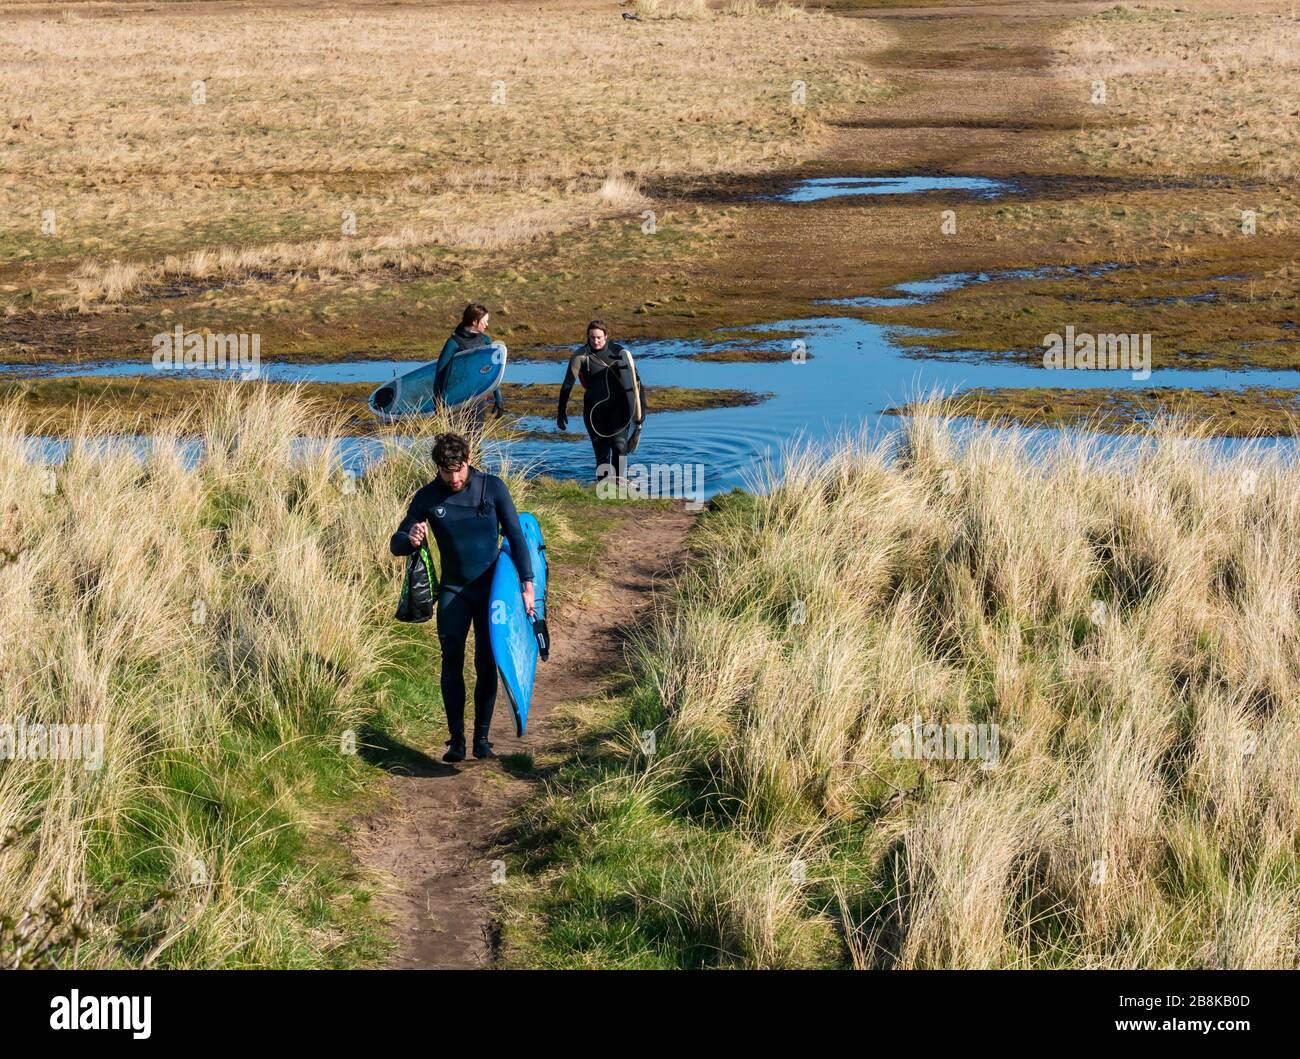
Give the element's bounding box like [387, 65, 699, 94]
[556, 320, 645, 480]
[390, 433, 535, 762]
[435, 303, 505, 429]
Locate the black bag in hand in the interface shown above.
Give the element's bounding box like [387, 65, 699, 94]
[395, 542, 437, 623]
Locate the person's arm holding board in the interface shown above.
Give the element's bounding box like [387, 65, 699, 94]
[613, 341, 645, 454]
[431, 335, 460, 407]
[490, 477, 535, 616]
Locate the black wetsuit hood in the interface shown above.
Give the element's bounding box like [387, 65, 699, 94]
[451, 325, 491, 351]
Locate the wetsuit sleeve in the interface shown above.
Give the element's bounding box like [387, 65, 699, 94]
[390, 485, 431, 556]
[432, 337, 458, 400]
[492, 479, 534, 583]
[557, 351, 584, 421]
[482, 332, 503, 414]
[483, 333, 503, 415]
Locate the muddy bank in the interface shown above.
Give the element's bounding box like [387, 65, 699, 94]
[0, 375, 765, 435]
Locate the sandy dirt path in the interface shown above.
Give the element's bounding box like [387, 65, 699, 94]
[351, 503, 696, 969]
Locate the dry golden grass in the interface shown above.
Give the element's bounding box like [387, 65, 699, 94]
[0, 2, 888, 308]
[607, 406, 1300, 967]
[1054, 4, 1300, 179]
[0, 386, 544, 966]
[990, 186, 1298, 255]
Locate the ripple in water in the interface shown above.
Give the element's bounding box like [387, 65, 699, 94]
[13, 263, 1297, 495]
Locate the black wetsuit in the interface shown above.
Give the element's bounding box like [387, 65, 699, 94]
[557, 342, 645, 477]
[390, 469, 533, 745]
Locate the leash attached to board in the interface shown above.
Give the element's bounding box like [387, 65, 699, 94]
[532, 538, 550, 661]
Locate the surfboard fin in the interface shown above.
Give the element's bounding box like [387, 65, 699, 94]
[533, 618, 550, 662]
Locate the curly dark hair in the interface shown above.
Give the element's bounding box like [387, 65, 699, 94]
[432, 432, 471, 470]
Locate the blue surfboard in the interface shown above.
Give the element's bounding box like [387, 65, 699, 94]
[368, 341, 507, 422]
[488, 512, 548, 736]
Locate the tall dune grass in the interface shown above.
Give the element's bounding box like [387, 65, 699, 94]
[504, 409, 1300, 968]
[0, 387, 525, 967]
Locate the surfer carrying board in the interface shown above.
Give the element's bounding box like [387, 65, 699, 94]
[390, 432, 536, 762]
[435, 303, 505, 427]
[556, 320, 645, 481]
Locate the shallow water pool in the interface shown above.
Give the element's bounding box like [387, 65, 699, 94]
[773, 175, 1018, 203]
[12, 269, 1297, 495]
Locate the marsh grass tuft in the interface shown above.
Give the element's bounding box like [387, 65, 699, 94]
[502, 401, 1300, 968]
[0, 385, 546, 966]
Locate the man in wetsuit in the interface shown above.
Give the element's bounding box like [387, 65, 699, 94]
[390, 433, 535, 762]
[556, 320, 645, 480]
